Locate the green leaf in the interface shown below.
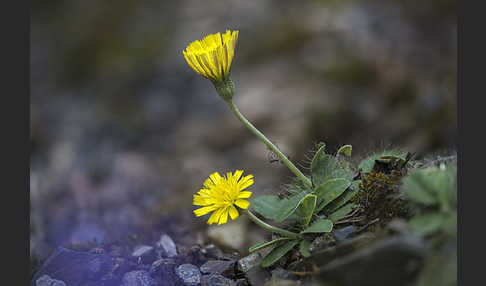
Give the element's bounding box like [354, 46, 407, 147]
[261, 240, 299, 268]
[311, 154, 354, 187]
[328, 203, 355, 222]
[337, 145, 352, 157]
[274, 190, 311, 223]
[310, 142, 326, 172]
[322, 181, 360, 214]
[442, 211, 457, 237]
[410, 213, 444, 236]
[358, 150, 405, 173]
[315, 178, 352, 212]
[300, 194, 317, 227]
[302, 219, 333, 233]
[402, 170, 438, 206]
[249, 237, 294, 253]
[250, 195, 285, 221]
[299, 240, 311, 258]
[251, 191, 311, 223]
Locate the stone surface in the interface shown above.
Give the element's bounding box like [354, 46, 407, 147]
[200, 260, 236, 276]
[122, 270, 157, 286]
[318, 235, 427, 286]
[201, 274, 233, 286]
[132, 245, 156, 264]
[30, 246, 113, 286]
[150, 258, 179, 286]
[237, 252, 262, 273]
[35, 275, 67, 286]
[200, 244, 225, 260]
[387, 218, 413, 234]
[206, 218, 247, 252]
[157, 234, 178, 258]
[333, 226, 356, 242]
[176, 263, 202, 285]
[270, 267, 298, 281]
[244, 266, 271, 286]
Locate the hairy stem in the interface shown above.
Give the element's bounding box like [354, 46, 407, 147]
[225, 99, 312, 189]
[245, 209, 301, 239]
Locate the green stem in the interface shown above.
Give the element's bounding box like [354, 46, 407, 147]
[225, 99, 313, 189]
[245, 209, 300, 239]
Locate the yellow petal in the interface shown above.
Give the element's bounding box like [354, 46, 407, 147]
[229, 205, 239, 220]
[237, 191, 252, 199]
[208, 207, 224, 225]
[234, 199, 250, 209]
[218, 208, 229, 225]
[194, 205, 218, 217]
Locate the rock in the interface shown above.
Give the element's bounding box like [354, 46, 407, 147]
[386, 218, 412, 234]
[270, 267, 298, 280]
[112, 257, 137, 277]
[175, 263, 201, 285]
[35, 275, 66, 286]
[30, 246, 113, 286]
[263, 279, 301, 286]
[132, 245, 156, 264]
[309, 233, 375, 266]
[333, 226, 356, 242]
[207, 218, 247, 252]
[150, 258, 178, 286]
[122, 270, 157, 286]
[200, 244, 225, 260]
[245, 266, 271, 286]
[318, 235, 427, 286]
[231, 279, 248, 286]
[237, 252, 262, 273]
[201, 274, 232, 286]
[200, 260, 236, 276]
[157, 234, 178, 258]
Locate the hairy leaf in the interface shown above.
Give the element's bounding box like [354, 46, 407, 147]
[261, 240, 299, 268]
[322, 181, 360, 214]
[299, 240, 311, 258]
[337, 145, 352, 157]
[249, 237, 294, 253]
[315, 178, 352, 212]
[302, 219, 333, 233]
[300, 194, 317, 227]
[410, 213, 444, 236]
[250, 195, 284, 221]
[328, 203, 355, 222]
[274, 190, 311, 223]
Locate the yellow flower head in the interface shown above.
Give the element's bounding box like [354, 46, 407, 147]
[193, 170, 253, 225]
[183, 30, 239, 82]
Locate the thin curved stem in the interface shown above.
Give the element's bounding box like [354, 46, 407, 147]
[245, 209, 301, 239]
[225, 99, 313, 189]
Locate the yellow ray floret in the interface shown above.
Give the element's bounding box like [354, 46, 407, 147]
[193, 170, 253, 225]
[183, 30, 239, 82]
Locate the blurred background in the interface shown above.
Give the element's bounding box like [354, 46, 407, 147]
[30, 0, 456, 260]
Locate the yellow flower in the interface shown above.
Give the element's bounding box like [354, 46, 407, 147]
[193, 170, 253, 225]
[183, 30, 239, 82]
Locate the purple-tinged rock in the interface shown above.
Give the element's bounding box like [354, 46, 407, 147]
[122, 270, 157, 286]
[200, 260, 236, 276]
[132, 245, 156, 264]
[157, 234, 178, 257]
[176, 263, 201, 285]
[30, 247, 113, 286]
[150, 258, 178, 286]
[35, 275, 66, 286]
[201, 274, 232, 286]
